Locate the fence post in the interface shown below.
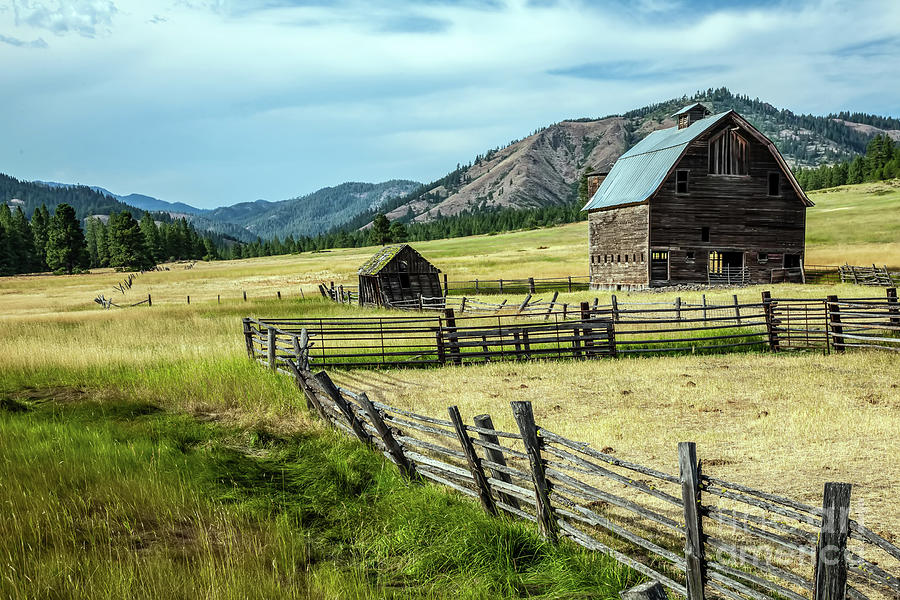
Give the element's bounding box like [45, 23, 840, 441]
[315, 371, 372, 446]
[187, 295, 190, 305]
[460, 297, 467, 313]
[148, 293, 152, 307]
[887, 287, 899, 327]
[675, 297, 682, 323]
[580, 301, 593, 358]
[242, 318, 254, 359]
[826, 295, 844, 352]
[567, 276, 572, 292]
[499, 278, 503, 293]
[444, 308, 461, 365]
[511, 401, 557, 544]
[267, 326, 277, 371]
[701, 294, 706, 321]
[528, 277, 536, 293]
[516, 293, 532, 315]
[218, 294, 220, 304]
[475, 279, 479, 293]
[448, 406, 497, 516]
[474, 414, 520, 510]
[611, 294, 620, 322]
[814, 483, 852, 600]
[358, 393, 417, 480]
[443, 273, 448, 297]
[243, 290, 247, 301]
[732, 294, 742, 325]
[277, 290, 281, 300]
[544, 291, 559, 320]
[678, 442, 706, 600]
[294, 328, 310, 372]
[761, 291, 779, 351]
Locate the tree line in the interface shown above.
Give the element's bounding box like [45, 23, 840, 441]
[0, 203, 231, 275]
[795, 134, 900, 191]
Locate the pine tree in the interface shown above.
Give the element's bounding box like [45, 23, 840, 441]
[0, 220, 10, 276]
[107, 211, 153, 270]
[46, 204, 89, 274]
[369, 213, 392, 245]
[30, 204, 50, 270]
[389, 220, 408, 243]
[139, 213, 162, 263]
[11, 207, 38, 272]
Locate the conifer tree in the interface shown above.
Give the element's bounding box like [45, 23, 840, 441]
[107, 211, 154, 270]
[369, 213, 391, 246]
[30, 204, 50, 270]
[46, 204, 88, 274]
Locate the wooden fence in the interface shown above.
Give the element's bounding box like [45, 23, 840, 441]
[246, 289, 900, 368]
[245, 333, 900, 600]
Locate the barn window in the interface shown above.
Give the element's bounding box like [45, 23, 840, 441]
[708, 251, 722, 274]
[675, 170, 689, 194]
[624, 254, 628, 263]
[709, 129, 749, 175]
[758, 253, 769, 264]
[617, 254, 621, 263]
[685, 251, 695, 262]
[701, 227, 710, 242]
[768, 172, 780, 196]
[398, 260, 411, 290]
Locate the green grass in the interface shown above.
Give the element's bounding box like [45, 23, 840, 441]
[0, 386, 637, 599]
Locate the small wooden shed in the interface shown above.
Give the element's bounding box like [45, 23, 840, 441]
[358, 244, 442, 306]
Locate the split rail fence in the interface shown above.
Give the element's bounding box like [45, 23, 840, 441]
[243, 329, 900, 600]
[244, 288, 900, 369]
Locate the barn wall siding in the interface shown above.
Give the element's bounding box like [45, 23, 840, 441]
[588, 204, 650, 287]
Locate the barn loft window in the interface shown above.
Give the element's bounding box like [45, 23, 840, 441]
[398, 261, 411, 290]
[709, 129, 749, 175]
[768, 172, 780, 196]
[701, 227, 710, 242]
[675, 170, 689, 194]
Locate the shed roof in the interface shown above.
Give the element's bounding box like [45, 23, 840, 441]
[358, 244, 407, 275]
[582, 111, 732, 211]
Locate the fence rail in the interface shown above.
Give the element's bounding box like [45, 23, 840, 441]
[246, 288, 900, 368]
[245, 330, 900, 600]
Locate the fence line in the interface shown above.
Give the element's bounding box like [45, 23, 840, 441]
[244, 328, 900, 600]
[245, 288, 900, 368]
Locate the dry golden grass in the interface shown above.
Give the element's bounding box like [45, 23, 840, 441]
[334, 351, 900, 539]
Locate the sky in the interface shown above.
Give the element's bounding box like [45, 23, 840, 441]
[1, 0, 899, 208]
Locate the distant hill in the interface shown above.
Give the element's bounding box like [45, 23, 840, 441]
[2, 175, 139, 220]
[367, 87, 900, 227]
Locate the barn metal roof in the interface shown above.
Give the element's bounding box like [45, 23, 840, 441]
[358, 244, 408, 276]
[582, 110, 733, 211]
[672, 102, 710, 116]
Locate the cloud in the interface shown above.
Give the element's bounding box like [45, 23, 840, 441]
[12, 0, 117, 36]
[548, 60, 726, 81]
[0, 32, 47, 46]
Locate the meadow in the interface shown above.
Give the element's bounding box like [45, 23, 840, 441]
[1, 179, 899, 597]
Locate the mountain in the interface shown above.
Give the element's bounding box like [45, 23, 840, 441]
[115, 193, 208, 216]
[206, 180, 422, 240]
[370, 87, 900, 227]
[3, 175, 141, 220]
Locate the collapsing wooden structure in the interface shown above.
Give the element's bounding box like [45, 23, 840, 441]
[357, 244, 443, 306]
[583, 103, 813, 289]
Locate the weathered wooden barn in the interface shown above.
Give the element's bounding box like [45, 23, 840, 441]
[358, 244, 443, 306]
[583, 103, 813, 289]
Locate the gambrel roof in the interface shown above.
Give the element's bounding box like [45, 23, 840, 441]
[582, 110, 813, 212]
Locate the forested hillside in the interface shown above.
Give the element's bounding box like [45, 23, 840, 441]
[1, 175, 139, 220]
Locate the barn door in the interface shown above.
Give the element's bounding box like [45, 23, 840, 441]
[650, 250, 669, 282]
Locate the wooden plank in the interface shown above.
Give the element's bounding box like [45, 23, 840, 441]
[443, 308, 461, 365]
[315, 371, 373, 446]
[511, 401, 557, 543]
[358, 392, 418, 481]
[679, 442, 706, 600]
[815, 482, 851, 600]
[267, 326, 277, 371]
[448, 406, 497, 516]
[473, 414, 521, 510]
[827, 295, 844, 352]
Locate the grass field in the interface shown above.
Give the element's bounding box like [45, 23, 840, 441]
[1, 179, 899, 596]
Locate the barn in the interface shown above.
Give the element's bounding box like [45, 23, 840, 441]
[583, 103, 813, 289]
[358, 244, 443, 306]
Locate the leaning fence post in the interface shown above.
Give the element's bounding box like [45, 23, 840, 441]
[267, 326, 277, 371]
[887, 287, 899, 327]
[528, 277, 536, 293]
[511, 401, 557, 544]
[473, 414, 521, 511]
[358, 393, 417, 480]
[732, 295, 742, 325]
[678, 442, 706, 600]
[814, 483, 852, 600]
[761, 291, 779, 351]
[448, 406, 497, 516]
[544, 291, 559, 320]
[826, 295, 844, 352]
[315, 371, 372, 446]
[516, 293, 532, 315]
[242, 318, 254, 359]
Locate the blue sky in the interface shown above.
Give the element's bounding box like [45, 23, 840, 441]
[1, 0, 898, 208]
